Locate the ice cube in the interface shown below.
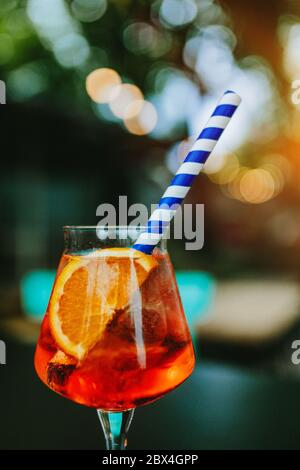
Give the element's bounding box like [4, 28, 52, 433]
[47, 351, 77, 387]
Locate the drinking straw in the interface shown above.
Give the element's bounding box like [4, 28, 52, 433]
[133, 90, 242, 254]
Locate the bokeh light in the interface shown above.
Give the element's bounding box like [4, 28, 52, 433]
[223, 154, 290, 205]
[203, 152, 227, 175]
[165, 140, 191, 174]
[226, 167, 249, 201]
[86, 68, 121, 103]
[226, 167, 277, 205]
[150, 68, 200, 140]
[123, 22, 156, 54]
[9, 0, 300, 204]
[221, 151, 291, 204]
[93, 102, 120, 123]
[123, 22, 172, 58]
[190, 62, 280, 156]
[3, 8, 33, 40]
[286, 110, 300, 140]
[239, 169, 275, 204]
[0, 0, 17, 15]
[207, 154, 240, 185]
[159, 0, 198, 29]
[71, 0, 107, 23]
[194, 0, 226, 24]
[260, 154, 290, 196]
[54, 33, 90, 68]
[27, 0, 91, 69]
[268, 210, 300, 247]
[27, 0, 77, 42]
[279, 19, 300, 79]
[183, 26, 236, 88]
[8, 62, 48, 101]
[0, 33, 14, 65]
[260, 163, 285, 196]
[124, 100, 158, 135]
[109, 84, 143, 119]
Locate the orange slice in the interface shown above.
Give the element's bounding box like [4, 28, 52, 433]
[49, 248, 158, 360]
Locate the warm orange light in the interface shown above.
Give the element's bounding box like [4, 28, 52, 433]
[287, 110, 300, 141]
[109, 84, 143, 119]
[261, 163, 285, 195]
[208, 153, 240, 185]
[124, 100, 158, 135]
[227, 167, 249, 201]
[260, 154, 290, 196]
[239, 169, 275, 204]
[86, 68, 121, 103]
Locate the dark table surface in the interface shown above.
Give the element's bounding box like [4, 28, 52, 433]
[1, 337, 300, 450]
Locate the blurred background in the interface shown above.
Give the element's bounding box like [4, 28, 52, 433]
[2, 0, 300, 450]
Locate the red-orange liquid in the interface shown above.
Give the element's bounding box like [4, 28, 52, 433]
[34, 251, 195, 411]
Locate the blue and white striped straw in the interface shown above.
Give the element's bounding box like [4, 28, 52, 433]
[133, 90, 242, 254]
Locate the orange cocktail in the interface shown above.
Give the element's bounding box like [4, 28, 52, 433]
[34, 245, 195, 411]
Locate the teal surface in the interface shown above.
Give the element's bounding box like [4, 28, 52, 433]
[20, 270, 56, 320]
[176, 271, 215, 328]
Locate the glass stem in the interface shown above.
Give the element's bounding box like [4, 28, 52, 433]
[97, 409, 135, 450]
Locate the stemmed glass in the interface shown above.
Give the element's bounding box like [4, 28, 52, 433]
[34, 226, 195, 449]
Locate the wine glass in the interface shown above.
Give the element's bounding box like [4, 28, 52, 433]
[34, 226, 195, 449]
